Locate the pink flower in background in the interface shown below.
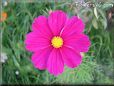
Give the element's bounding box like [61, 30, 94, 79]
[25, 10, 91, 76]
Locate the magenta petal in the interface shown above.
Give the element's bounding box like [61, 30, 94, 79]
[32, 16, 52, 37]
[64, 34, 91, 52]
[25, 32, 51, 52]
[61, 16, 85, 37]
[31, 47, 53, 70]
[47, 49, 64, 76]
[60, 46, 82, 68]
[48, 10, 67, 35]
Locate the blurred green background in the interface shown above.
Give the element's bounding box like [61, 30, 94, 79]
[1, 0, 114, 85]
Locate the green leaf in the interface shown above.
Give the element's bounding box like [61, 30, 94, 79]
[100, 19, 107, 29]
[102, 2, 113, 10]
[12, 56, 20, 69]
[94, 7, 99, 19]
[97, 9, 107, 29]
[92, 18, 98, 29]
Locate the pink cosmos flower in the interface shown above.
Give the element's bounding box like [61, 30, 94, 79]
[25, 10, 91, 76]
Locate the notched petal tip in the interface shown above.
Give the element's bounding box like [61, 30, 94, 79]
[60, 46, 82, 68]
[48, 10, 67, 35]
[32, 15, 48, 31]
[47, 49, 64, 76]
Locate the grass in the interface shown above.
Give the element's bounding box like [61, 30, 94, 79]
[1, 0, 114, 85]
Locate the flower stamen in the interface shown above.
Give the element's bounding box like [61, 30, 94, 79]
[51, 36, 63, 48]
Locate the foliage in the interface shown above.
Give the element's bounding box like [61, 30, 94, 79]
[1, 0, 114, 85]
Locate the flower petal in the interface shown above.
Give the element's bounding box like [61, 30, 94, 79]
[64, 34, 91, 52]
[32, 16, 52, 37]
[31, 47, 53, 70]
[25, 32, 51, 52]
[47, 49, 64, 76]
[60, 46, 82, 68]
[48, 10, 67, 35]
[61, 16, 85, 37]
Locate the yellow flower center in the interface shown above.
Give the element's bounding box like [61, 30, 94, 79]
[51, 36, 63, 48]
